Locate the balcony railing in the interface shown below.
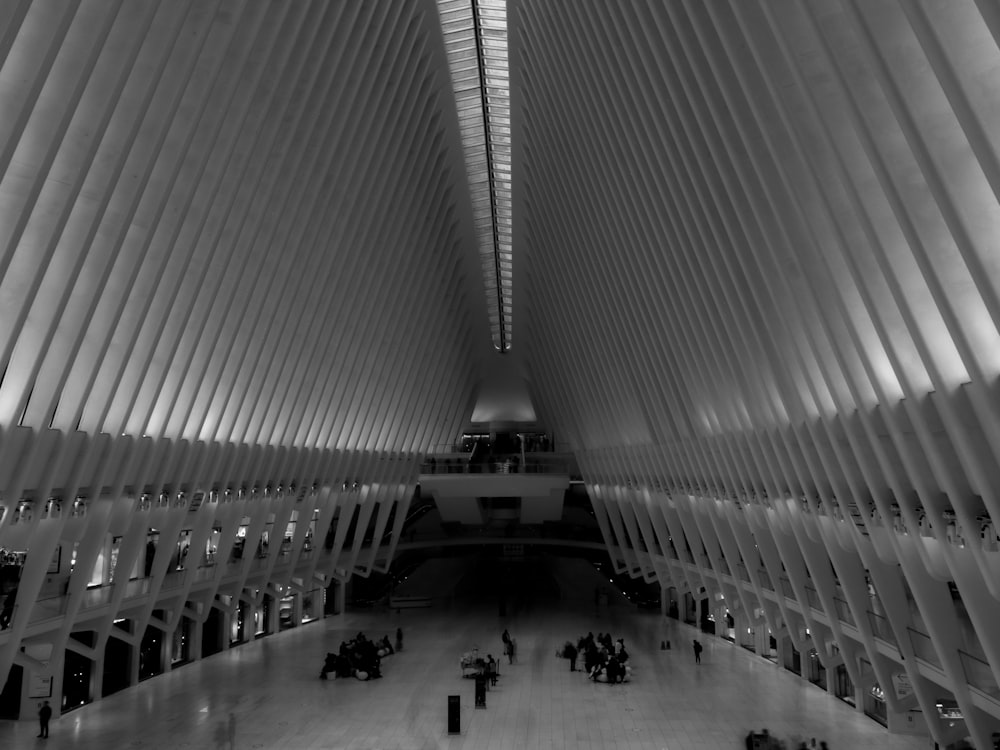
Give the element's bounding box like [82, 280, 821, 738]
[906, 627, 941, 669]
[833, 597, 855, 627]
[958, 649, 1000, 700]
[866, 611, 897, 648]
[804, 585, 822, 611]
[758, 569, 774, 591]
[421, 456, 569, 475]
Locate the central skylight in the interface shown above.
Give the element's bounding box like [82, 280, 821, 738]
[437, 0, 512, 352]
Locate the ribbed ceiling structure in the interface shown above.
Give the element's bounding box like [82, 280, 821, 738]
[514, 1, 1000, 745]
[0, 0, 999, 744]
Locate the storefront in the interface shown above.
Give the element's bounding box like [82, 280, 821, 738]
[806, 649, 827, 689]
[279, 593, 297, 630]
[782, 637, 801, 675]
[202, 607, 224, 657]
[0, 548, 26, 630]
[108, 536, 140, 582]
[63, 632, 95, 710]
[739, 624, 756, 653]
[171, 616, 192, 666]
[834, 663, 855, 705]
[173, 530, 192, 570]
[230, 600, 249, 645]
[720, 611, 735, 642]
[254, 595, 273, 637]
[0, 665, 22, 720]
[139, 615, 165, 680]
[864, 683, 888, 726]
[301, 588, 323, 623]
[102, 630, 131, 697]
[204, 528, 222, 566]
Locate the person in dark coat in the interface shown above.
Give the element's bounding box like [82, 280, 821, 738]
[38, 701, 52, 738]
[693, 639, 703, 663]
[565, 642, 578, 671]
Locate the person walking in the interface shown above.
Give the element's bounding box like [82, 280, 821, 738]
[693, 639, 702, 664]
[37, 700, 52, 738]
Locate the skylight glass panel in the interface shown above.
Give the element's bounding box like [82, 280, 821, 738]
[436, 0, 512, 352]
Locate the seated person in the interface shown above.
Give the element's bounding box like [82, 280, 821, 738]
[320, 652, 337, 679]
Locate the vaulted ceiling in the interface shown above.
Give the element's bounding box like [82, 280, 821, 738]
[2, 0, 1000, 742]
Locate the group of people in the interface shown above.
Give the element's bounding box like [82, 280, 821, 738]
[319, 628, 402, 681]
[459, 648, 500, 686]
[559, 631, 631, 683]
[746, 730, 830, 749]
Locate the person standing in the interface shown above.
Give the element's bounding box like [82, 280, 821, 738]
[487, 654, 498, 686]
[38, 700, 52, 738]
[693, 639, 702, 664]
[565, 641, 578, 671]
[395, 627, 403, 652]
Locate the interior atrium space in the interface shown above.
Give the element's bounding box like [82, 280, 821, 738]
[1, 1, 1000, 748]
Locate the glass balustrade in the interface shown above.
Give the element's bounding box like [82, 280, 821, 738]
[833, 597, 855, 627]
[958, 649, 1000, 700]
[866, 611, 897, 648]
[906, 627, 941, 668]
[804, 585, 822, 611]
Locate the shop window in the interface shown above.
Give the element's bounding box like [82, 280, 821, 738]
[139, 618, 164, 680]
[230, 601, 248, 645]
[171, 617, 191, 666]
[173, 530, 191, 570]
[232, 523, 248, 561]
[835, 664, 855, 706]
[64, 632, 95, 710]
[302, 589, 322, 623]
[204, 528, 221, 566]
[807, 649, 827, 689]
[255, 596, 272, 637]
[85, 539, 109, 588]
[865, 683, 888, 726]
[279, 594, 296, 630]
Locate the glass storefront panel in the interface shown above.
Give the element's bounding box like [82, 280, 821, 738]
[230, 601, 247, 645]
[302, 588, 322, 623]
[171, 617, 191, 665]
[835, 664, 855, 705]
[279, 594, 296, 630]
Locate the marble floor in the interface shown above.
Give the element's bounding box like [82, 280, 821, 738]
[0, 560, 928, 750]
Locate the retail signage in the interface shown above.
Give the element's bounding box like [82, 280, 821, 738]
[28, 673, 52, 699]
[892, 671, 913, 699]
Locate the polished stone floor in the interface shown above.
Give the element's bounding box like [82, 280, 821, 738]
[0, 558, 927, 750]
